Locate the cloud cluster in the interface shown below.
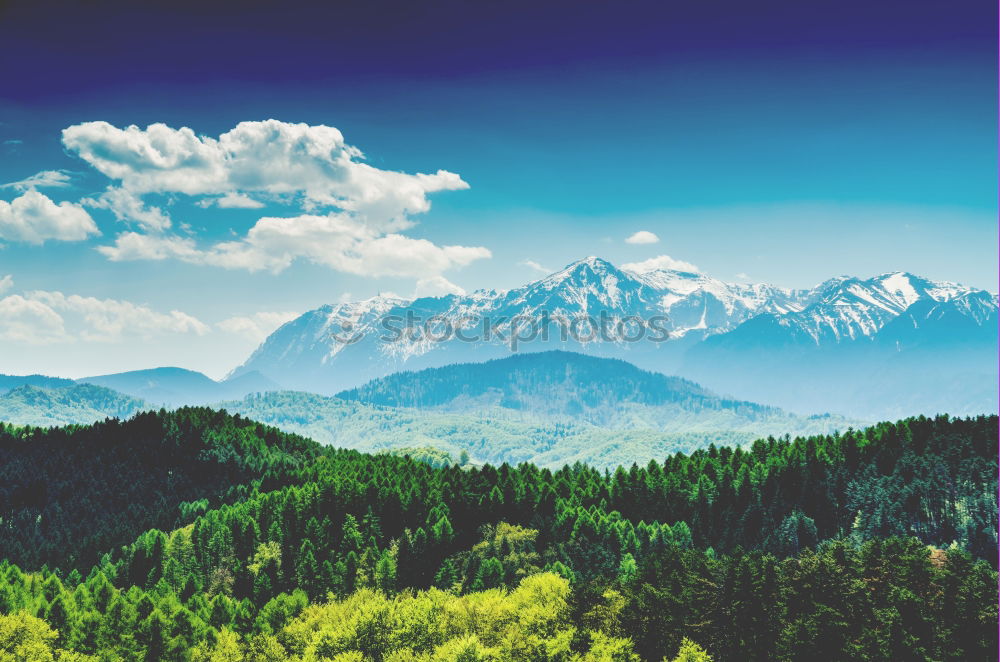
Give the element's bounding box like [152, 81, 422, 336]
[63, 120, 465, 219]
[625, 230, 660, 245]
[0, 274, 297, 348]
[217, 311, 299, 342]
[60, 119, 488, 282]
[622, 254, 701, 274]
[0, 287, 208, 345]
[98, 216, 490, 278]
[0, 189, 100, 244]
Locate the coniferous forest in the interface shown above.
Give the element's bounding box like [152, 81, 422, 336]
[0, 409, 995, 661]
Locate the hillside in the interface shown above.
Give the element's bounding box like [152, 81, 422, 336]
[220, 389, 792, 469]
[0, 383, 148, 427]
[0, 407, 322, 570]
[0, 412, 994, 661]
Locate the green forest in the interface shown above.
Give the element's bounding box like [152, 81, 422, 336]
[0, 409, 995, 660]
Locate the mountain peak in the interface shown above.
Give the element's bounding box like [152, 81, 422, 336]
[534, 256, 628, 289]
[564, 255, 617, 272]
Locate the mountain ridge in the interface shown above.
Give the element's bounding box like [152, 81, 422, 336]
[231, 256, 998, 418]
[78, 366, 281, 406]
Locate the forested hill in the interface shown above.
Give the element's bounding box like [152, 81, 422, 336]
[336, 351, 856, 432]
[0, 411, 995, 660]
[338, 351, 734, 412]
[0, 383, 148, 427]
[0, 407, 322, 571]
[0, 373, 75, 392]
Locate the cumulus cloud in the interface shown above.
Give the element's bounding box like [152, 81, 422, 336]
[519, 259, 553, 275]
[62, 119, 468, 229]
[27, 290, 209, 341]
[217, 311, 299, 342]
[625, 230, 660, 245]
[0, 189, 100, 244]
[414, 275, 466, 298]
[63, 119, 488, 280]
[2, 170, 74, 191]
[0, 274, 12, 294]
[99, 213, 491, 276]
[735, 272, 751, 281]
[622, 254, 701, 274]
[0, 294, 68, 344]
[0, 288, 207, 344]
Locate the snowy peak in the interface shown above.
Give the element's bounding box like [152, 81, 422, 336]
[231, 256, 998, 394]
[510, 256, 654, 314]
[770, 271, 995, 344]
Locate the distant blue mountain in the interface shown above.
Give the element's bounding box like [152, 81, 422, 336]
[78, 367, 281, 406]
[336, 350, 777, 424]
[0, 373, 76, 393]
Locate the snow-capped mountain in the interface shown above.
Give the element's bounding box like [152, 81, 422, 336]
[230, 257, 998, 418]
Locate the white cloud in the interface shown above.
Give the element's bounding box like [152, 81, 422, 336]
[2, 170, 73, 191]
[414, 275, 466, 298]
[197, 192, 265, 209]
[0, 289, 207, 345]
[64, 119, 487, 281]
[96, 231, 200, 261]
[735, 272, 750, 281]
[625, 230, 660, 245]
[62, 119, 468, 230]
[27, 290, 209, 342]
[621, 254, 701, 274]
[217, 311, 299, 342]
[0, 294, 67, 344]
[519, 259, 552, 275]
[0, 274, 12, 294]
[83, 187, 172, 231]
[99, 213, 492, 277]
[0, 189, 100, 244]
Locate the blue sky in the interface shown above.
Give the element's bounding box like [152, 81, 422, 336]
[0, 0, 995, 378]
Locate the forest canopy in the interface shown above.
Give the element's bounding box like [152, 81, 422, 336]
[0, 409, 994, 660]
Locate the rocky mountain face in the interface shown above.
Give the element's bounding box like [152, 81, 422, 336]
[231, 257, 998, 418]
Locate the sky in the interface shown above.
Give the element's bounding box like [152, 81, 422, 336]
[0, 0, 996, 379]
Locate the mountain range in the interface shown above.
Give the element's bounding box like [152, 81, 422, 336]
[0, 351, 856, 468]
[221, 352, 856, 469]
[0, 367, 280, 408]
[231, 256, 998, 419]
[1, 256, 993, 428]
